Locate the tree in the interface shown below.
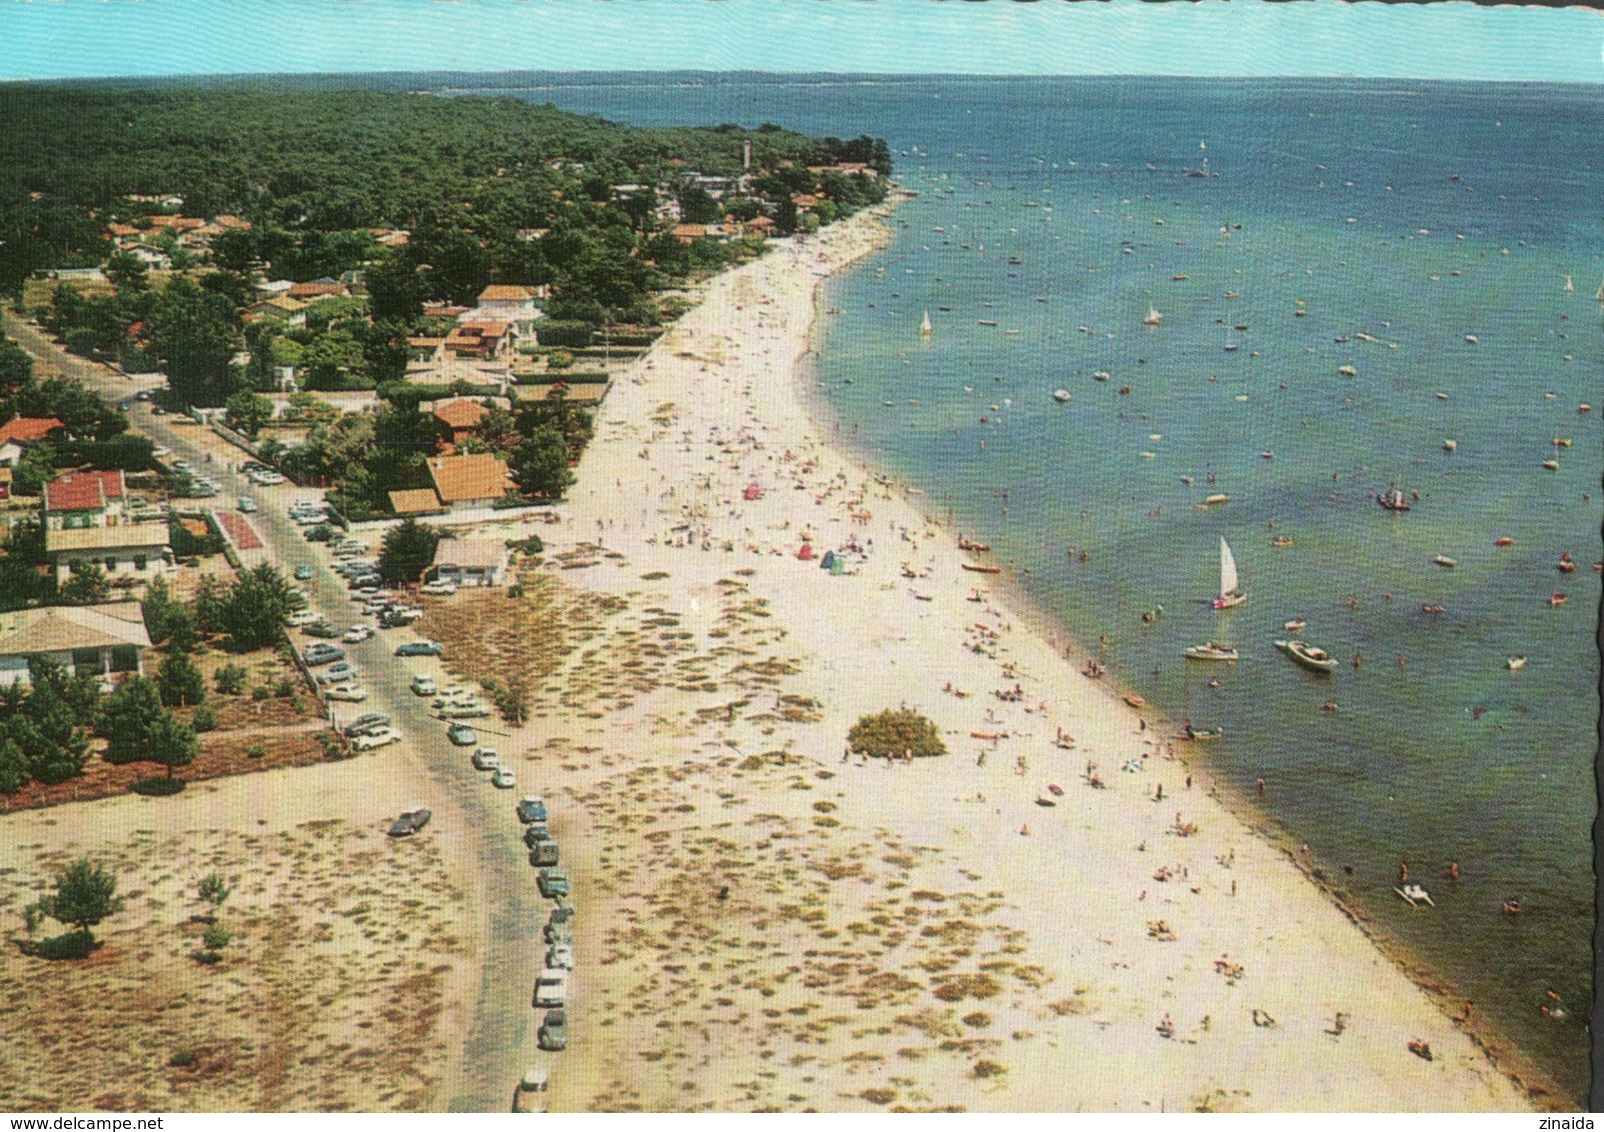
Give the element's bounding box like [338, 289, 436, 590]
[59, 563, 111, 606]
[0, 737, 28, 794]
[679, 185, 722, 225]
[846, 707, 947, 760]
[213, 662, 247, 696]
[509, 425, 573, 501]
[146, 711, 199, 780]
[147, 276, 239, 407]
[377, 519, 442, 585]
[97, 676, 169, 764]
[157, 653, 206, 707]
[224, 390, 273, 439]
[105, 251, 150, 293]
[214, 564, 299, 651]
[37, 858, 121, 945]
[0, 338, 33, 395]
[363, 251, 428, 324]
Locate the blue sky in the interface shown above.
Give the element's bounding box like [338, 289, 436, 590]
[1, 0, 1599, 84]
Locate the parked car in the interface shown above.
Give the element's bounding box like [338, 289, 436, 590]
[532, 969, 567, 1009]
[325, 683, 368, 702]
[293, 563, 314, 581]
[529, 840, 559, 868]
[512, 1068, 549, 1114]
[522, 823, 552, 849]
[517, 796, 549, 824]
[537, 1008, 568, 1052]
[302, 620, 340, 639]
[380, 607, 425, 627]
[301, 643, 345, 665]
[388, 807, 432, 837]
[411, 675, 437, 696]
[447, 723, 478, 747]
[492, 769, 517, 789]
[421, 580, 458, 596]
[285, 609, 321, 628]
[351, 726, 400, 751]
[345, 714, 391, 737]
[304, 525, 336, 542]
[439, 702, 491, 720]
[394, 640, 444, 657]
[237, 496, 257, 513]
[471, 750, 501, 772]
[342, 625, 374, 643]
[315, 661, 360, 685]
[545, 943, 574, 970]
[537, 868, 570, 900]
[543, 905, 574, 945]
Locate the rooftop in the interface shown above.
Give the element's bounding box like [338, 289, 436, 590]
[0, 602, 151, 657]
[44, 469, 125, 512]
[0, 416, 66, 446]
[46, 523, 171, 554]
[433, 538, 509, 571]
[425, 452, 512, 504]
[431, 397, 490, 431]
[388, 488, 445, 516]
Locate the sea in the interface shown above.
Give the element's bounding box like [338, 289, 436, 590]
[447, 74, 1601, 1102]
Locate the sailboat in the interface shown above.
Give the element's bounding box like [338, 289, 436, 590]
[1144, 306, 1162, 327]
[1376, 485, 1411, 512]
[1212, 537, 1245, 609]
[1563, 274, 1574, 294]
[1596, 274, 1604, 303]
[919, 310, 934, 336]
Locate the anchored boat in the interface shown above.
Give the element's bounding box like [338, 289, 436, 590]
[1184, 642, 1239, 662]
[1276, 638, 1338, 673]
[1212, 538, 1245, 609]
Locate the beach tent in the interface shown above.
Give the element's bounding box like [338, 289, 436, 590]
[829, 556, 846, 576]
[820, 550, 836, 571]
[797, 542, 814, 561]
[743, 481, 764, 501]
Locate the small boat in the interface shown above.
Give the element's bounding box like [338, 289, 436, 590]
[1494, 537, 1514, 548]
[1270, 535, 1293, 548]
[1203, 493, 1230, 506]
[1276, 638, 1338, 673]
[1553, 437, 1572, 448]
[1182, 726, 1223, 741]
[1052, 389, 1072, 403]
[1432, 555, 1457, 569]
[1506, 655, 1527, 671]
[1185, 642, 1239, 662]
[1395, 884, 1435, 907]
[1338, 364, 1357, 377]
[1144, 306, 1162, 327]
[961, 562, 1002, 574]
[1558, 554, 1575, 574]
[1596, 273, 1604, 303]
[1377, 487, 1410, 512]
[1283, 617, 1306, 632]
[1541, 460, 1559, 471]
[1564, 274, 1574, 293]
[957, 537, 991, 552]
[1260, 451, 1274, 460]
[978, 319, 999, 327]
[1442, 439, 1457, 452]
[1212, 537, 1245, 609]
[1549, 593, 1567, 606]
[1093, 371, 1111, 382]
[1123, 694, 1147, 709]
[919, 310, 934, 336]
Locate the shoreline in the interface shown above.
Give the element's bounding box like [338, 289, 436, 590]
[785, 202, 1571, 1108]
[537, 199, 1540, 1111]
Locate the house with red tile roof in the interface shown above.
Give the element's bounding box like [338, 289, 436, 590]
[42, 470, 173, 586]
[431, 397, 490, 446]
[286, 281, 350, 301]
[0, 417, 66, 468]
[445, 321, 514, 361]
[425, 452, 514, 508]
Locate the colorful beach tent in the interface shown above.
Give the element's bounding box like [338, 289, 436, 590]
[797, 542, 814, 561]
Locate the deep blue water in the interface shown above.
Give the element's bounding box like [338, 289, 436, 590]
[452, 75, 1601, 1102]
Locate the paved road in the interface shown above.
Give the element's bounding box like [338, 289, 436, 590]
[4, 308, 545, 1111]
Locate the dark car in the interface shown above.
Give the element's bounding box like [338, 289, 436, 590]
[301, 644, 345, 666]
[388, 807, 432, 837]
[529, 841, 560, 868]
[537, 1009, 568, 1052]
[522, 823, 552, 849]
[293, 563, 314, 581]
[302, 620, 340, 639]
[516, 796, 549, 824]
[394, 640, 444, 657]
[537, 867, 570, 900]
[346, 714, 392, 737]
[304, 525, 335, 542]
[543, 905, 575, 944]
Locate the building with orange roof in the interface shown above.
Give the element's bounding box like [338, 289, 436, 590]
[431, 397, 491, 446]
[43, 469, 125, 525]
[388, 488, 447, 517]
[445, 321, 515, 362]
[425, 452, 513, 508]
[0, 417, 66, 467]
[42, 470, 173, 586]
[286, 281, 350, 301]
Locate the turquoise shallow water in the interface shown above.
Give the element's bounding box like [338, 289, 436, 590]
[472, 75, 1601, 1101]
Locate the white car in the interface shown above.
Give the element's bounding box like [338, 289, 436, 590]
[471, 750, 501, 771]
[284, 609, 322, 628]
[342, 625, 375, 643]
[420, 580, 458, 596]
[492, 769, 517, 789]
[325, 684, 369, 702]
[350, 726, 400, 751]
[411, 675, 437, 696]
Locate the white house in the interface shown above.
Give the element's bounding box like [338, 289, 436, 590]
[0, 602, 151, 687]
[467, 285, 546, 341]
[42, 470, 174, 586]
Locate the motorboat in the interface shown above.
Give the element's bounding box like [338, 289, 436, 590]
[1270, 535, 1293, 548]
[1283, 617, 1307, 632]
[1377, 487, 1411, 512]
[1204, 493, 1230, 506]
[1276, 638, 1338, 673]
[1443, 439, 1457, 452]
[1212, 537, 1245, 609]
[1432, 555, 1457, 568]
[1506, 655, 1527, 671]
[1052, 389, 1072, 403]
[1541, 459, 1559, 471]
[1185, 642, 1238, 662]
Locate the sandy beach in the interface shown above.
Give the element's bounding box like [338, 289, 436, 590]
[429, 199, 1542, 1113]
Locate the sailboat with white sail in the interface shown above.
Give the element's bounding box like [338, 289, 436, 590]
[1143, 305, 1162, 327]
[1212, 537, 1245, 609]
[1596, 274, 1604, 303]
[919, 310, 934, 336]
